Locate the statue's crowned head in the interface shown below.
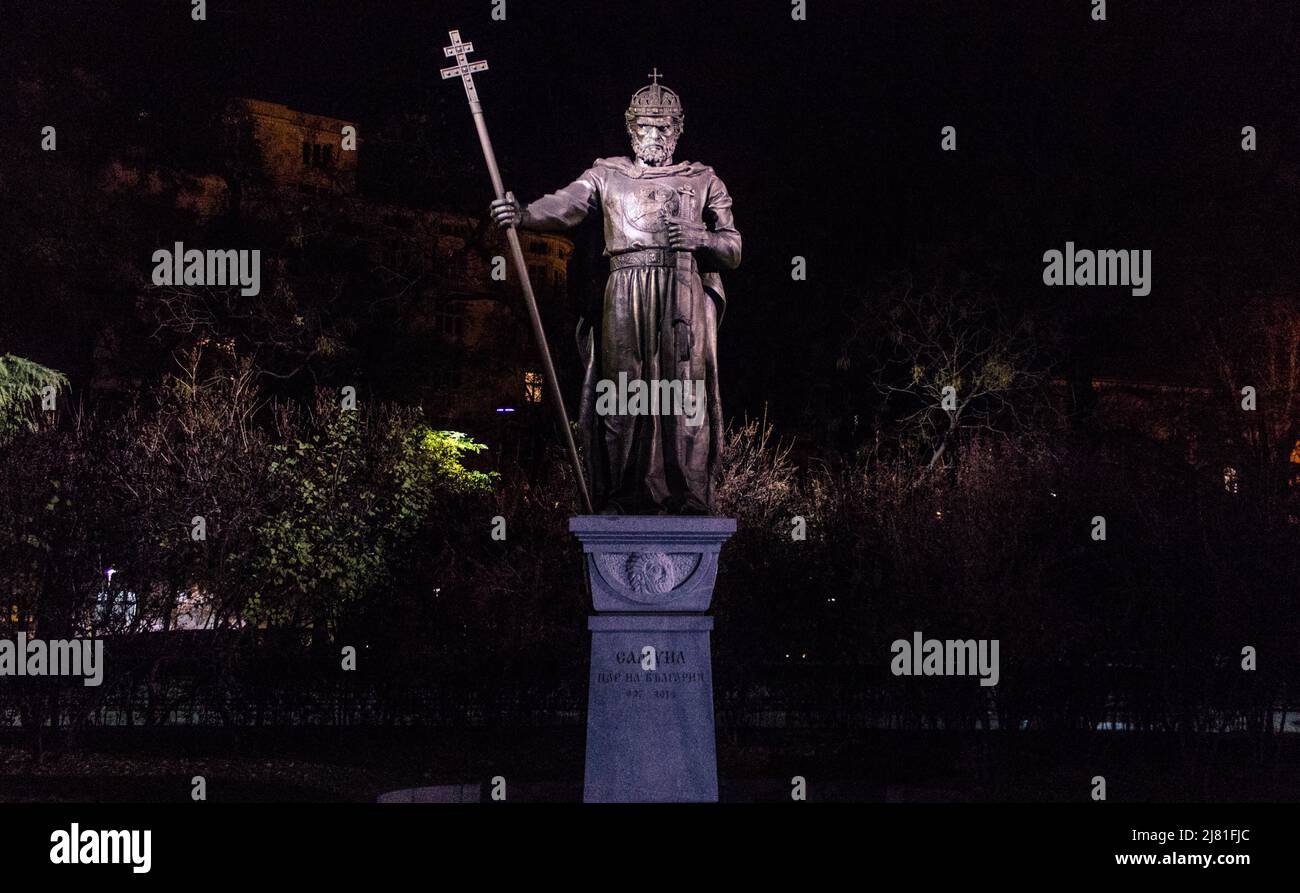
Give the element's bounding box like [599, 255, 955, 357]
[626, 70, 684, 167]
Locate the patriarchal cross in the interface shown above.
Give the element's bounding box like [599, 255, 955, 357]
[441, 30, 489, 103]
[438, 29, 593, 513]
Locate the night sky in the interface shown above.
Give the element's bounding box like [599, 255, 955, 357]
[7, 0, 1299, 428]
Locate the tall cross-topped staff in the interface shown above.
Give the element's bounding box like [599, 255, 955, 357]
[441, 29, 593, 514]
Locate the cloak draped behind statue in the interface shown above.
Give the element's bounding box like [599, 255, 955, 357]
[523, 156, 741, 514]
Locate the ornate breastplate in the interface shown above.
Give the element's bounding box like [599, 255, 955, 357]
[611, 176, 702, 240]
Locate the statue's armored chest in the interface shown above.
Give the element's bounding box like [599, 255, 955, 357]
[605, 174, 704, 236]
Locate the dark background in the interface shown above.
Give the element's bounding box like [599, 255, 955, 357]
[7, 0, 1298, 426]
[2, 1, 1299, 803]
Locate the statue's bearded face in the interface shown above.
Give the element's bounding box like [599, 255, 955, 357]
[628, 115, 682, 166]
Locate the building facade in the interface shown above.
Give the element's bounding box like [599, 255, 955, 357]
[229, 98, 576, 452]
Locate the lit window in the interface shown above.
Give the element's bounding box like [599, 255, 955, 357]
[524, 371, 543, 403]
[1223, 466, 1239, 494]
[9, 604, 33, 626]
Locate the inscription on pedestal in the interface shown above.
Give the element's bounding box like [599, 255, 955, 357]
[571, 516, 735, 804]
[583, 617, 717, 802]
[596, 647, 707, 700]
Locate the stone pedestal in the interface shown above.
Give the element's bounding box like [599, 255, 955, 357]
[570, 516, 736, 803]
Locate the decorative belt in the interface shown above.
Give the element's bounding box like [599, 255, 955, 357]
[609, 248, 683, 270]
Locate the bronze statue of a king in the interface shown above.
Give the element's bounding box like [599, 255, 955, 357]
[492, 71, 742, 515]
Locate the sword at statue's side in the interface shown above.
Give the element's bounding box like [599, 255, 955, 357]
[440, 29, 593, 514]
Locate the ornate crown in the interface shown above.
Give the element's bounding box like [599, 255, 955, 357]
[626, 69, 684, 126]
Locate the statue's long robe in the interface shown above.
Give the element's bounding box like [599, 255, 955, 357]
[523, 156, 741, 513]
